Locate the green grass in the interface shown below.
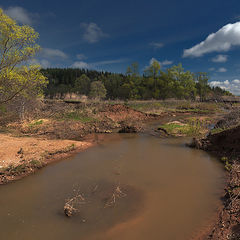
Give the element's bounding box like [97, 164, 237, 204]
[59, 111, 97, 123]
[28, 119, 43, 127]
[210, 128, 225, 134]
[159, 119, 208, 137]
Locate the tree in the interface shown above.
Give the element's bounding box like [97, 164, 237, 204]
[167, 64, 196, 99]
[0, 8, 47, 104]
[126, 62, 139, 77]
[144, 59, 161, 97]
[89, 81, 107, 99]
[74, 74, 90, 95]
[195, 72, 209, 101]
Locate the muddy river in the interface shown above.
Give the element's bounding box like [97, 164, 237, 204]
[0, 133, 225, 240]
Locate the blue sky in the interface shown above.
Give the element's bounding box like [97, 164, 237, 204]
[1, 0, 240, 94]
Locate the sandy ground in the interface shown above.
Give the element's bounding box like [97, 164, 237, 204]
[0, 133, 93, 169]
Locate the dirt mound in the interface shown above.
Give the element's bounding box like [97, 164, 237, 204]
[100, 104, 150, 122]
[200, 125, 240, 157]
[214, 109, 240, 129]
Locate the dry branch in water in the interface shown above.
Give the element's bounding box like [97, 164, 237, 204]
[104, 186, 127, 208]
[64, 194, 85, 217]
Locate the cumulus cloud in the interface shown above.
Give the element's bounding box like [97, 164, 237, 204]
[71, 61, 89, 69]
[209, 67, 215, 71]
[217, 67, 227, 72]
[160, 60, 173, 66]
[4, 6, 34, 25]
[150, 42, 164, 49]
[183, 22, 240, 57]
[212, 54, 228, 63]
[41, 48, 68, 59]
[210, 79, 240, 95]
[81, 22, 107, 43]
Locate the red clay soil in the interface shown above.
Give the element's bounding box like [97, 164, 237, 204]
[0, 133, 93, 184]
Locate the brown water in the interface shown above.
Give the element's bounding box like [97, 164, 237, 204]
[0, 134, 225, 240]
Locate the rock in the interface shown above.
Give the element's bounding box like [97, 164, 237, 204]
[17, 148, 23, 155]
[118, 126, 138, 133]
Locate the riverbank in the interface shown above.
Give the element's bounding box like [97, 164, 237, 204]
[190, 109, 240, 239]
[0, 102, 162, 184]
[0, 100, 238, 239]
[0, 134, 93, 184]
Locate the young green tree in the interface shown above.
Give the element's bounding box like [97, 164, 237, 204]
[89, 81, 107, 99]
[0, 8, 47, 104]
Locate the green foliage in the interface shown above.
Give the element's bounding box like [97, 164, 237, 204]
[0, 8, 48, 103]
[41, 62, 232, 100]
[74, 74, 90, 95]
[89, 81, 107, 99]
[195, 72, 209, 101]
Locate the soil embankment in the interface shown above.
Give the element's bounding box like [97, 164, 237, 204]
[0, 103, 160, 184]
[0, 134, 92, 184]
[191, 110, 240, 240]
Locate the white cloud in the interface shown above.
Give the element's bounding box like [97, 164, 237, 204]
[183, 22, 240, 57]
[150, 58, 159, 65]
[71, 61, 89, 69]
[210, 79, 240, 95]
[41, 48, 68, 59]
[76, 54, 86, 60]
[233, 79, 240, 84]
[224, 80, 229, 85]
[209, 67, 215, 71]
[148, 58, 173, 68]
[4, 6, 33, 25]
[217, 67, 227, 72]
[71, 58, 126, 69]
[211, 54, 228, 63]
[150, 42, 164, 49]
[28, 59, 51, 68]
[160, 60, 173, 66]
[81, 22, 107, 43]
[92, 59, 127, 66]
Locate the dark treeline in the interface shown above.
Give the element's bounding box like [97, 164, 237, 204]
[41, 61, 232, 100]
